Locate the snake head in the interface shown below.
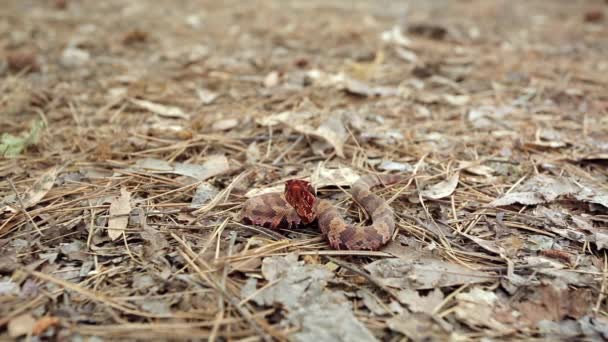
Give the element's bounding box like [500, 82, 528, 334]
[284, 179, 316, 224]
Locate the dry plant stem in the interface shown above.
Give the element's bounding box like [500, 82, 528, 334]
[595, 252, 608, 313]
[172, 233, 276, 342]
[272, 135, 304, 165]
[7, 178, 43, 236]
[193, 169, 252, 217]
[210, 232, 237, 342]
[25, 270, 170, 318]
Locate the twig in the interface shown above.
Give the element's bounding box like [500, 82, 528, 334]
[7, 178, 43, 236]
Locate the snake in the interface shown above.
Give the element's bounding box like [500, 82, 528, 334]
[240, 174, 401, 250]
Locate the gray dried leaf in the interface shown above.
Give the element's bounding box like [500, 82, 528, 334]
[387, 312, 450, 341]
[491, 175, 579, 206]
[140, 299, 171, 314]
[574, 183, 608, 209]
[364, 258, 493, 290]
[196, 88, 219, 105]
[289, 299, 377, 342]
[420, 172, 459, 200]
[397, 288, 444, 314]
[378, 160, 413, 172]
[211, 118, 238, 131]
[594, 232, 608, 250]
[342, 77, 400, 97]
[454, 288, 509, 332]
[358, 289, 391, 315]
[246, 141, 261, 164]
[251, 254, 333, 308]
[79, 260, 94, 277]
[467, 105, 514, 129]
[538, 320, 582, 339]
[130, 98, 189, 119]
[243, 254, 376, 342]
[60, 240, 88, 261]
[459, 161, 494, 177]
[189, 182, 219, 208]
[60, 47, 90, 67]
[173, 156, 230, 180]
[533, 206, 568, 227]
[132, 274, 156, 291]
[380, 26, 411, 47]
[313, 115, 348, 158]
[0, 279, 19, 295]
[578, 315, 608, 340]
[136, 155, 230, 181]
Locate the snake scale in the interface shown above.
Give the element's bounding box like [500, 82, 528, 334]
[240, 174, 401, 250]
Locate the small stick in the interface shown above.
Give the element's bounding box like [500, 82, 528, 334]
[7, 178, 43, 236]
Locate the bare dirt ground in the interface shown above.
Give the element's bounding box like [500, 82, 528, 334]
[2, 0, 608, 340]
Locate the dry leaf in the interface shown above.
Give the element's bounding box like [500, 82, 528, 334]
[245, 165, 360, 198]
[256, 111, 348, 158]
[489, 175, 608, 208]
[8, 314, 36, 338]
[312, 165, 360, 188]
[312, 115, 348, 157]
[108, 188, 131, 241]
[459, 161, 494, 177]
[387, 312, 450, 341]
[378, 160, 413, 172]
[454, 288, 510, 332]
[131, 98, 189, 119]
[189, 182, 219, 209]
[32, 316, 60, 335]
[211, 118, 239, 131]
[443, 94, 469, 106]
[263, 71, 281, 87]
[196, 88, 219, 105]
[135, 155, 230, 181]
[420, 172, 459, 199]
[364, 257, 493, 290]
[241, 254, 376, 342]
[397, 288, 444, 314]
[381, 26, 411, 47]
[1, 165, 58, 213]
[246, 141, 261, 164]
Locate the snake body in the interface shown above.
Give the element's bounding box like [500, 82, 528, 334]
[240, 174, 400, 250]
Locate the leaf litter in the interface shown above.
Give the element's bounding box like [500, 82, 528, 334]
[1, 1, 608, 341]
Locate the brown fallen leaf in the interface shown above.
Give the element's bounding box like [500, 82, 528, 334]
[108, 188, 131, 241]
[32, 316, 60, 335]
[122, 29, 148, 45]
[514, 285, 593, 327]
[539, 249, 574, 264]
[6, 50, 40, 73]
